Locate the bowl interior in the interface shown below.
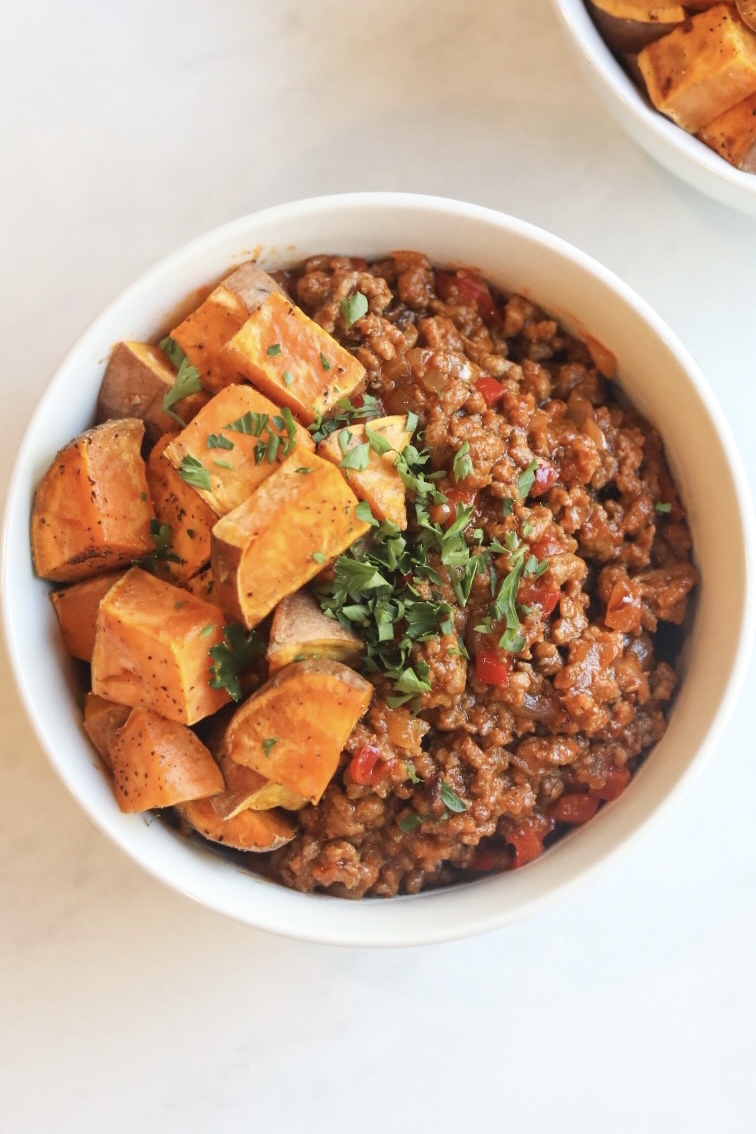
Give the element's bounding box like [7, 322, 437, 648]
[550, 0, 756, 215]
[3, 193, 754, 945]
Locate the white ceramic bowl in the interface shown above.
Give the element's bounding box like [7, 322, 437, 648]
[550, 0, 756, 215]
[3, 193, 754, 946]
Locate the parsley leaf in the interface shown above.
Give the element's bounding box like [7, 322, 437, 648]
[308, 394, 381, 444]
[340, 291, 368, 328]
[339, 440, 370, 471]
[320, 352, 331, 371]
[453, 441, 474, 482]
[440, 781, 467, 813]
[355, 500, 378, 526]
[207, 433, 234, 450]
[159, 335, 187, 370]
[655, 501, 672, 514]
[208, 624, 265, 702]
[262, 737, 279, 756]
[517, 458, 539, 500]
[177, 454, 211, 492]
[398, 814, 424, 833]
[161, 358, 203, 425]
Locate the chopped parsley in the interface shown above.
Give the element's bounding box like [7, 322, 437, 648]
[136, 519, 181, 573]
[262, 737, 279, 756]
[161, 357, 203, 425]
[159, 335, 187, 370]
[266, 343, 281, 356]
[398, 814, 424, 833]
[312, 551, 326, 564]
[223, 408, 298, 465]
[655, 501, 672, 514]
[309, 394, 381, 444]
[340, 291, 369, 329]
[207, 433, 234, 450]
[283, 369, 294, 387]
[439, 781, 467, 813]
[452, 441, 474, 482]
[355, 500, 378, 526]
[177, 454, 211, 492]
[320, 352, 331, 371]
[208, 624, 265, 701]
[295, 466, 315, 475]
[517, 458, 539, 500]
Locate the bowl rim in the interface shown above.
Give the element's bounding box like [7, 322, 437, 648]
[550, 0, 756, 208]
[4, 191, 755, 946]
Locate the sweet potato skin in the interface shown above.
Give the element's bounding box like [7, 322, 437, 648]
[109, 705, 224, 812]
[96, 341, 207, 443]
[177, 795, 295, 852]
[267, 590, 363, 672]
[163, 384, 314, 518]
[145, 434, 215, 581]
[82, 693, 131, 770]
[698, 89, 756, 169]
[211, 746, 307, 818]
[587, 2, 686, 54]
[90, 566, 231, 725]
[221, 292, 366, 424]
[211, 452, 370, 629]
[50, 571, 124, 661]
[226, 659, 373, 804]
[31, 418, 154, 583]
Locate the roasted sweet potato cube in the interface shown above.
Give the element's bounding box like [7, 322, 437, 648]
[182, 566, 222, 606]
[638, 5, 756, 132]
[267, 590, 363, 673]
[226, 659, 373, 804]
[317, 414, 412, 528]
[698, 90, 756, 169]
[211, 452, 370, 629]
[82, 693, 131, 770]
[90, 566, 231, 724]
[169, 263, 284, 395]
[177, 795, 295, 852]
[31, 418, 153, 583]
[145, 434, 215, 581]
[588, 2, 686, 54]
[220, 291, 366, 425]
[50, 571, 124, 661]
[211, 746, 307, 818]
[108, 705, 224, 812]
[163, 384, 314, 517]
[97, 341, 207, 442]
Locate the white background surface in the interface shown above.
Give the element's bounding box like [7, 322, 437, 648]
[2, 2, 756, 1131]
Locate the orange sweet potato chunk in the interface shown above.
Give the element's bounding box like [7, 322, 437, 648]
[108, 705, 224, 812]
[82, 693, 131, 770]
[317, 414, 412, 528]
[226, 659, 373, 805]
[96, 341, 207, 443]
[145, 434, 215, 581]
[638, 5, 756, 133]
[90, 566, 231, 725]
[698, 90, 756, 169]
[210, 746, 307, 818]
[163, 384, 314, 517]
[221, 291, 366, 425]
[31, 418, 154, 583]
[266, 590, 363, 673]
[211, 451, 370, 629]
[177, 795, 295, 851]
[49, 571, 124, 661]
[169, 263, 285, 395]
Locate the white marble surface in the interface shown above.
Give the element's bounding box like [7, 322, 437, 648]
[2, 2, 756, 1131]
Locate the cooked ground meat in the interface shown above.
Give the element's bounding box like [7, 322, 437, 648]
[242, 252, 697, 898]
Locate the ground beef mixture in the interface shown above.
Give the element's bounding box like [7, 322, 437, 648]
[239, 252, 697, 898]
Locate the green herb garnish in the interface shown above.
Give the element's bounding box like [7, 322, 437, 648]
[208, 624, 265, 702]
[159, 335, 187, 370]
[655, 501, 672, 514]
[453, 441, 474, 482]
[207, 433, 234, 450]
[517, 458, 539, 500]
[161, 358, 203, 425]
[177, 454, 211, 492]
[340, 291, 368, 328]
[439, 781, 467, 813]
[309, 394, 381, 444]
[320, 352, 331, 371]
[262, 737, 279, 756]
[266, 343, 281, 356]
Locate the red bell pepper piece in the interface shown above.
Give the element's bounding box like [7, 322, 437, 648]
[595, 765, 631, 801]
[475, 645, 512, 686]
[518, 576, 561, 618]
[347, 744, 384, 786]
[435, 269, 499, 323]
[549, 792, 600, 826]
[530, 462, 559, 498]
[506, 814, 554, 868]
[475, 376, 506, 407]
